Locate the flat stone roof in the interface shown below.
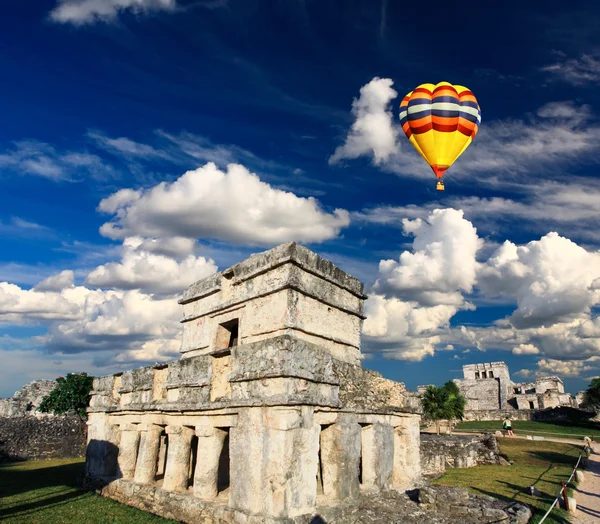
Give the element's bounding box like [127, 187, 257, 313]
[180, 242, 366, 304]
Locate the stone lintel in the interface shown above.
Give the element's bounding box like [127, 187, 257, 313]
[229, 335, 340, 386]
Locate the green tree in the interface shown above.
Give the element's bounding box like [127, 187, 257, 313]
[421, 385, 449, 434]
[421, 381, 466, 434]
[442, 380, 466, 432]
[582, 378, 600, 411]
[38, 373, 94, 419]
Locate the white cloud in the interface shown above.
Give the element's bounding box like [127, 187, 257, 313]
[329, 77, 400, 166]
[363, 208, 480, 361]
[373, 209, 481, 307]
[512, 343, 540, 355]
[0, 140, 114, 182]
[35, 270, 75, 292]
[49, 0, 177, 25]
[85, 237, 217, 294]
[542, 53, 600, 86]
[478, 232, 600, 328]
[537, 358, 595, 378]
[98, 162, 350, 246]
[362, 207, 600, 365]
[0, 282, 94, 323]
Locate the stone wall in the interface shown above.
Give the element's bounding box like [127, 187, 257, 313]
[456, 379, 500, 411]
[0, 379, 57, 418]
[420, 434, 502, 477]
[0, 415, 87, 461]
[463, 409, 534, 421]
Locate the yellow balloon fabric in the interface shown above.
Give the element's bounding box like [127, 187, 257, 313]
[399, 82, 481, 179]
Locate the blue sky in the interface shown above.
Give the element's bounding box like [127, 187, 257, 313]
[1, 0, 600, 397]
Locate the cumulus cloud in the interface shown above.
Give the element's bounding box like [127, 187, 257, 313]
[363, 207, 600, 366]
[329, 77, 400, 166]
[35, 270, 75, 292]
[85, 237, 217, 294]
[479, 232, 600, 328]
[537, 358, 595, 377]
[0, 282, 99, 323]
[49, 0, 177, 25]
[373, 209, 481, 306]
[363, 208, 480, 360]
[98, 162, 350, 246]
[512, 343, 540, 355]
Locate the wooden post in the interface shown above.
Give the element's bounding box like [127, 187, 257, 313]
[561, 481, 569, 511]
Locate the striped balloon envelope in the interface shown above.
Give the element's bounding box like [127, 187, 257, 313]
[399, 82, 481, 190]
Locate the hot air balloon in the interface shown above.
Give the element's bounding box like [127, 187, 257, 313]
[399, 82, 481, 191]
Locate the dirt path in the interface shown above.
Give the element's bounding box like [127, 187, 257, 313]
[572, 442, 600, 523]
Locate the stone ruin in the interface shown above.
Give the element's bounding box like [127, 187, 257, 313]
[454, 362, 576, 419]
[0, 379, 57, 418]
[84, 242, 422, 523]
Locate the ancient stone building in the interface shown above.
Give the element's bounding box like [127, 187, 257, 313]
[84, 242, 421, 523]
[0, 379, 57, 418]
[454, 362, 576, 418]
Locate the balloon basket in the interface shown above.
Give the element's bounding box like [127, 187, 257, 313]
[436, 180, 445, 191]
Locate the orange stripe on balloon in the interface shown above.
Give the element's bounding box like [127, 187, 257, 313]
[432, 115, 458, 126]
[408, 115, 432, 128]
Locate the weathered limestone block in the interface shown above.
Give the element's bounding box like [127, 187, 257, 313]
[392, 416, 421, 490]
[320, 416, 362, 501]
[166, 356, 211, 388]
[163, 425, 195, 492]
[193, 425, 228, 500]
[230, 406, 320, 518]
[119, 368, 153, 406]
[230, 335, 339, 386]
[117, 424, 141, 479]
[86, 414, 120, 477]
[134, 424, 163, 484]
[361, 423, 394, 490]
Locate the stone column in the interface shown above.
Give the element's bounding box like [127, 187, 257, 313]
[117, 424, 141, 479]
[392, 416, 421, 490]
[134, 424, 163, 484]
[230, 406, 320, 518]
[163, 425, 195, 492]
[362, 423, 394, 491]
[320, 415, 362, 501]
[193, 425, 228, 499]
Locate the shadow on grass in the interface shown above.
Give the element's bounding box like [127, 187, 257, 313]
[472, 487, 570, 524]
[529, 451, 579, 467]
[0, 461, 86, 517]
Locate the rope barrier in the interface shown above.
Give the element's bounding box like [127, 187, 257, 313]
[538, 454, 584, 523]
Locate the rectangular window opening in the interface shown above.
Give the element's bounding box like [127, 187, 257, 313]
[529, 401, 535, 409]
[215, 319, 239, 351]
[482, 371, 487, 379]
[475, 372, 480, 379]
[489, 371, 494, 378]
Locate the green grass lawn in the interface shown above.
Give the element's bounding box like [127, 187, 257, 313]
[0, 458, 178, 523]
[456, 419, 600, 440]
[433, 439, 583, 524]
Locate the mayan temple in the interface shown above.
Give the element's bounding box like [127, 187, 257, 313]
[84, 242, 421, 523]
